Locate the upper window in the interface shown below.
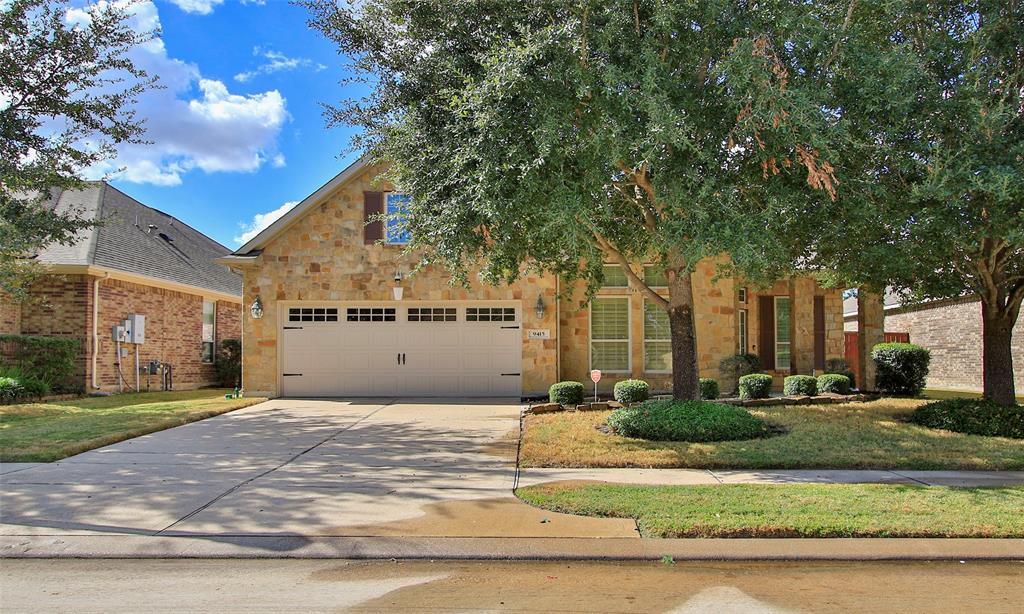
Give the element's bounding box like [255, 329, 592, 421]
[201, 300, 216, 364]
[590, 297, 630, 372]
[643, 264, 668, 288]
[385, 193, 412, 245]
[738, 287, 747, 303]
[775, 297, 791, 370]
[600, 265, 628, 288]
[643, 300, 671, 372]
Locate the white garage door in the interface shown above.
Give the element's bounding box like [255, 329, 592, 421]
[279, 303, 522, 397]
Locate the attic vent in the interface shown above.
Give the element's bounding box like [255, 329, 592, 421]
[158, 232, 173, 243]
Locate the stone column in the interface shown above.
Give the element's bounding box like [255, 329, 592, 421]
[791, 277, 817, 374]
[857, 289, 885, 391]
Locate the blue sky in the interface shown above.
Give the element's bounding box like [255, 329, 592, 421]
[90, 0, 365, 249]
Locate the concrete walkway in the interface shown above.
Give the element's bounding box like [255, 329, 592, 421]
[516, 468, 1024, 488]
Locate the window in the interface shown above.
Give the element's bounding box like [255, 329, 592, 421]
[738, 287, 747, 303]
[466, 307, 516, 322]
[288, 307, 339, 322]
[774, 297, 791, 370]
[738, 308, 748, 354]
[201, 300, 216, 363]
[643, 300, 671, 372]
[346, 307, 396, 322]
[600, 264, 628, 288]
[643, 264, 668, 288]
[385, 192, 412, 244]
[590, 297, 629, 372]
[408, 307, 456, 322]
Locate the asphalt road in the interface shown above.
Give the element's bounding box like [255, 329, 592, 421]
[2, 559, 1022, 613]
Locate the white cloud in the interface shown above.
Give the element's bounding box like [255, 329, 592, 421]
[234, 47, 327, 83]
[78, 1, 289, 186]
[166, 0, 223, 15]
[234, 200, 296, 245]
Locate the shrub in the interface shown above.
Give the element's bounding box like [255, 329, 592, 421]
[911, 398, 1024, 439]
[214, 339, 242, 388]
[738, 373, 773, 399]
[613, 379, 650, 404]
[549, 381, 585, 406]
[719, 353, 762, 394]
[0, 377, 24, 404]
[0, 335, 81, 393]
[0, 367, 50, 399]
[872, 343, 931, 395]
[783, 375, 817, 396]
[607, 399, 767, 442]
[824, 358, 856, 389]
[699, 378, 719, 400]
[817, 373, 851, 395]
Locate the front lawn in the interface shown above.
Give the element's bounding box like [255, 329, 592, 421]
[0, 389, 265, 462]
[517, 482, 1024, 538]
[520, 399, 1024, 470]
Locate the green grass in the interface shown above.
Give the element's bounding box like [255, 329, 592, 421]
[517, 482, 1024, 538]
[923, 388, 1024, 403]
[0, 389, 266, 462]
[520, 399, 1024, 470]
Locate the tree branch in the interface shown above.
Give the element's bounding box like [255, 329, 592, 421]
[822, 0, 857, 72]
[593, 231, 670, 309]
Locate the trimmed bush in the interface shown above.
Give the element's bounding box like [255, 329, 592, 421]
[911, 398, 1024, 439]
[872, 343, 931, 395]
[699, 378, 719, 400]
[720, 353, 762, 394]
[738, 373, 773, 399]
[783, 375, 817, 396]
[0, 334, 81, 393]
[0, 367, 50, 399]
[824, 358, 856, 389]
[613, 379, 650, 404]
[0, 377, 24, 404]
[214, 339, 242, 388]
[549, 381, 585, 406]
[817, 373, 851, 395]
[607, 399, 767, 442]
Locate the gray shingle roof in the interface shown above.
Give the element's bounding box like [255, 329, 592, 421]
[35, 183, 242, 297]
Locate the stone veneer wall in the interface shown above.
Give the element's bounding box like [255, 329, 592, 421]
[239, 163, 559, 397]
[885, 298, 1024, 393]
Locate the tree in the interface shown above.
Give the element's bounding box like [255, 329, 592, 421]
[808, 1, 1024, 406]
[0, 0, 155, 297]
[305, 0, 902, 399]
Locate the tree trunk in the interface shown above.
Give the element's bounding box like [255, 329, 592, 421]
[981, 301, 1017, 406]
[667, 258, 700, 400]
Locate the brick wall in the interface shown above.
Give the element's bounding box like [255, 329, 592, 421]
[0, 297, 20, 334]
[13, 275, 93, 385]
[885, 298, 1024, 392]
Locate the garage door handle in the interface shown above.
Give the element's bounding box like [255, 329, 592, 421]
[402, 353, 406, 365]
[283, 326, 303, 330]
[501, 325, 520, 329]
[397, 353, 401, 365]
[282, 373, 303, 377]
[500, 373, 521, 376]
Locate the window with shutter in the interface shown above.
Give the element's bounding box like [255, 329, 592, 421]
[814, 296, 826, 370]
[758, 296, 775, 370]
[363, 191, 383, 244]
[774, 296, 792, 371]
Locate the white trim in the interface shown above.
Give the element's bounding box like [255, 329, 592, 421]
[42, 264, 240, 302]
[774, 296, 791, 371]
[589, 296, 631, 374]
[642, 298, 671, 374]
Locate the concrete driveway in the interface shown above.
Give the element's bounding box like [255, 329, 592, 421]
[0, 399, 635, 540]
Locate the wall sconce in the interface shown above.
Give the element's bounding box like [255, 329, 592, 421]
[534, 295, 546, 318]
[392, 268, 404, 300]
[250, 295, 264, 319]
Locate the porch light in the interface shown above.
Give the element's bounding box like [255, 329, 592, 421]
[534, 295, 545, 318]
[250, 296, 264, 319]
[393, 286, 404, 300]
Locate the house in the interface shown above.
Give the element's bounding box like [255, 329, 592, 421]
[220, 159, 847, 398]
[845, 292, 1024, 394]
[0, 183, 242, 392]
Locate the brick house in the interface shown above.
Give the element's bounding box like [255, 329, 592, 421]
[220, 159, 846, 398]
[0, 183, 242, 392]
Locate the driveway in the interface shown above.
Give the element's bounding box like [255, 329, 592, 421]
[0, 399, 635, 540]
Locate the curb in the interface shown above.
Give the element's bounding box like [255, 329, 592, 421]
[3, 536, 1023, 561]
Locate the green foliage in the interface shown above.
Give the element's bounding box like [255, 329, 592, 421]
[0, 0, 156, 297]
[738, 374, 773, 400]
[0, 377, 24, 403]
[783, 375, 817, 396]
[817, 373, 851, 395]
[214, 339, 242, 388]
[613, 379, 649, 405]
[606, 400, 767, 443]
[872, 343, 931, 396]
[549, 381, 584, 406]
[823, 358, 854, 389]
[719, 354, 761, 395]
[0, 366, 50, 399]
[912, 398, 1024, 440]
[699, 378, 720, 400]
[0, 334, 81, 393]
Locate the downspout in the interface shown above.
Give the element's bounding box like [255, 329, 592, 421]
[91, 273, 109, 390]
[555, 276, 561, 381]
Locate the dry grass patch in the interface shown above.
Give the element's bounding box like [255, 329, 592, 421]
[519, 398, 1024, 470]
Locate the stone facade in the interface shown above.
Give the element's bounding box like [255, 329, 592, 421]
[0, 274, 241, 392]
[235, 162, 847, 397]
[885, 298, 1024, 393]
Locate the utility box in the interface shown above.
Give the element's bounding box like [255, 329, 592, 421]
[125, 314, 146, 344]
[112, 325, 128, 343]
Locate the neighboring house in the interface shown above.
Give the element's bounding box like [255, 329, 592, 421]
[846, 293, 1024, 393]
[220, 159, 846, 398]
[0, 183, 242, 392]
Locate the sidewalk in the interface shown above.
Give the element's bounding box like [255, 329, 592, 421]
[515, 468, 1024, 488]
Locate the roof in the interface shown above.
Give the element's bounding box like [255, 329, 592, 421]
[230, 155, 370, 255]
[35, 183, 242, 298]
